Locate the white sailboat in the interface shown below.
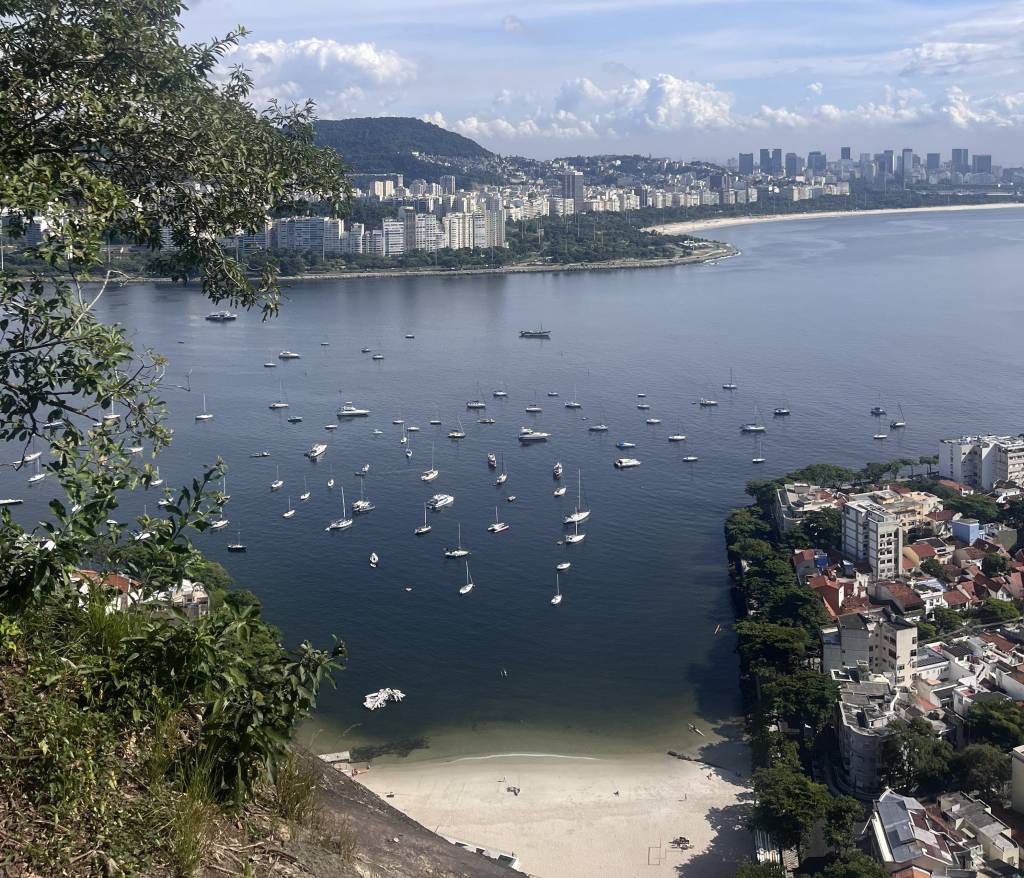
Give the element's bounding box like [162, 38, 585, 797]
[352, 479, 374, 514]
[195, 393, 213, 421]
[300, 477, 311, 502]
[269, 381, 289, 410]
[890, 404, 907, 429]
[415, 503, 432, 535]
[564, 385, 582, 409]
[722, 368, 737, 391]
[209, 516, 229, 530]
[328, 464, 335, 489]
[227, 531, 247, 552]
[448, 417, 466, 440]
[325, 487, 353, 531]
[551, 573, 563, 605]
[752, 439, 766, 464]
[150, 467, 164, 488]
[563, 470, 590, 525]
[370, 552, 379, 567]
[282, 497, 295, 519]
[740, 404, 766, 433]
[27, 458, 45, 484]
[421, 443, 439, 482]
[405, 429, 413, 459]
[271, 465, 283, 491]
[444, 523, 470, 558]
[460, 561, 474, 594]
[495, 454, 508, 486]
[564, 518, 585, 543]
[488, 505, 509, 534]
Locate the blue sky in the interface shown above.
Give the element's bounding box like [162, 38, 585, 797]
[182, 0, 1024, 162]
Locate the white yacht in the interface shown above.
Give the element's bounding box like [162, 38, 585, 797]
[338, 403, 370, 417]
[306, 443, 327, 460]
[553, 462, 563, 479]
[407, 425, 420, 432]
[282, 497, 295, 519]
[668, 434, 687, 442]
[428, 493, 454, 510]
[698, 398, 718, 407]
[588, 423, 608, 432]
[209, 518, 229, 530]
[556, 561, 571, 572]
[564, 519, 585, 543]
[415, 503, 432, 536]
[270, 466, 283, 491]
[227, 532, 247, 552]
[150, 467, 164, 487]
[637, 403, 651, 410]
[370, 552, 379, 568]
[547, 391, 559, 397]
[421, 443, 439, 482]
[324, 423, 338, 431]
[300, 477, 311, 502]
[616, 441, 636, 449]
[327, 465, 335, 489]
[740, 405, 766, 433]
[466, 399, 486, 410]
[518, 427, 550, 442]
[478, 417, 495, 425]
[525, 403, 543, 413]
[614, 458, 642, 469]
[492, 388, 508, 398]
[682, 455, 699, 462]
[487, 506, 510, 534]
[487, 452, 497, 468]
[0, 498, 24, 507]
[195, 393, 213, 421]
[371, 353, 384, 361]
[773, 407, 791, 417]
[460, 561, 474, 594]
[890, 404, 907, 429]
[645, 418, 661, 425]
[565, 386, 582, 409]
[444, 523, 470, 558]
[722, 368, 738, 391]
[269, 382, 289, 410]
[448, 418, 467, 440]
[286, 415, 303, 424]
[27, 459, 45, 484]
[325, 488, 353, 531]
[551, 574, 563, 605]
[873, 433, 888, 441]
[495, 454, 508, 486]
[553, 485, 567, 497]
[278, 350, 301, 360]
[752, 439, 766, 464]
[352, 481, 375, 515]
[563, 471, 590, 525]
[393, 417, 405, 425]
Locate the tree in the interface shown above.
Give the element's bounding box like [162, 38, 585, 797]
[726, 506, 773, 546]
[760, 585, 829, 639]
[919, 454, 939, 475]
[878, 718, 953, 796]
[969, 700, 1024, 751]
[763, 670, 839, 737]
[736, 621, 811, 675]
[947, 493, 1001, 524]
[952, 744, 1011, 802]
[982, 554, 1011, 577]
[1002, 498, 1024, 538]
[751, 764, 831, 856]
[820, 850, 887, 878]
[731, 538, 777, 565]
[735, 864, 786, 878]
[786, 464, 856, 488]
[804, 508, 842, 551]
[933, 606, 964, 633]
[921, 557, 946, 579]
[824, 795, 866, 851]
[979, 598, 1020, 624]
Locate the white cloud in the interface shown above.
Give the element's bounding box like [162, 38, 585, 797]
[502, 14, 529, 35]
[899, 41, 1004, 76]
[806, 82, 823, 95]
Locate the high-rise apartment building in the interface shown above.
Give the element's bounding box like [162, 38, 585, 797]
[842, 499, 903, 579]
[759, 148, 771, 172]
[771, 148, 783, 176]
[926, 153, 941, 172]
[738, 153, 754, 175]
[807, 151, 826, 175]
[972, 154, 993, 174]
[952, 148, 970, 172]
[940, 435, 1024, 490]
[784, 152, 800, 177]
[273, 217, 345, 255]
[840, 146, 852, 161]
[900, 148, 914, 184]
[440, 175, 456, 195]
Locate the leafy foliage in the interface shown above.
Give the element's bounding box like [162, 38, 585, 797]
[750, 763, 831, 853]
[982, 553, 1011, 577]
[969, 700, 1024, 751]
[762, 670, 840, 737]
[878, 718, 953, 796]
[979, 598, 1020, 624]
[820, 850, 888, 878]
[951, 744, 1011, 802]
[736, 621, 810, 675]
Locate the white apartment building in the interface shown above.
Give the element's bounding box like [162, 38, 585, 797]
[940, 435, 1024, 489]
[821, 608, 918, 688]
[414, 214, 442, 252]
[217, 224, 271, 255]
[273, 216, 345, 255]
[342, 222, 366, 254]
[443, 212, 474, 249]
[842, 498, 903, 579]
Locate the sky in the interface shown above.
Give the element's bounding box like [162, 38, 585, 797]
[180, 0, 1024, 164]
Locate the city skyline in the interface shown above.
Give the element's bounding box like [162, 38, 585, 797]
[181, 0, 1024, 162]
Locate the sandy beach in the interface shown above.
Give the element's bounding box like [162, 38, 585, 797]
[355, 748, 752, 878]
[647, 200, 1024, 237]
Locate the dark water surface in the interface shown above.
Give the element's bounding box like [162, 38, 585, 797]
[6, 208, 1024, 758]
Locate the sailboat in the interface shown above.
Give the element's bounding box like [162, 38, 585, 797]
[300, 477, 311, 502]
[220, 476, 230, 503]
[448, 418, 466, 440]
[565, 385, 582, 410]
[556, 561, 571, 571]
[270, 465, 283, 491]
[414, 503, 432, 536]
[525, 393, 543, 414]
[421, 443, 439, 482]
[352, 479, 374, 514]
[551, 573, 563, 605]
[890, 404, 907, 429]
[269, 381, 289, 410]
[102, 401, 120, 423]
[740, 404, 766, 433]
[488, 506, 510, 534]
[564, 518, 585, 543]
[563, 470, 590, 525]
[209, 516, 229, 530]
[444, 523, 470, 558]
[195, 393, 213, 421]
[227, 531, 247, 552]
[370, 552, 379, 568]
[27, 458, 45, 484]
[752, 439, 766, 464]
[150, 467, 164, 488]
[722, 368, 737, 391]
[328, 464, 335, 489]
[282, 497, 295, 519]
[325, 487, 353, 531]
[495, 454, 508, 486]
[460, 561, 474, 594]
[405, 429, 413, 459]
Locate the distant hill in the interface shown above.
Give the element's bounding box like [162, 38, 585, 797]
[314, 117, 499, 182]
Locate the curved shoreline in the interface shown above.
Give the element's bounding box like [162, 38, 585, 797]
[646, 200, 1024, 237]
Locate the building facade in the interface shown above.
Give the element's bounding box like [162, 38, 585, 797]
[842, 498, 903, 579]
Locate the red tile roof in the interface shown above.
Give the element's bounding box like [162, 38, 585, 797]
[943, 590, 970, 607]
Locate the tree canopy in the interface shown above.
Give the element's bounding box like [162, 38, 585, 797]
[878, 718, 953, 796]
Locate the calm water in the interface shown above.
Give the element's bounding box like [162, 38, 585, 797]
[6, 208, 1024, 759]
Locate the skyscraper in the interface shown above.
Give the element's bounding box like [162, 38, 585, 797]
[738, 153, 754, 175]
[840, 146, 852, 161]
[900, 148, 914, 185]
[440, 175, 456, 195]
[971, 154, 992, 174]
[784, 152, 799, 177]
[759, 148, 771, 172]
[952, 148, 969, 173]
[771, 148, 783, 176]
[926, 153, 941, 172]
[807, 151, 826, 175]
[561, 171, 585, 214]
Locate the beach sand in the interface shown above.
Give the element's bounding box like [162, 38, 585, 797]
[355, 748, 753, 878]
[647, 201, 1024, 237]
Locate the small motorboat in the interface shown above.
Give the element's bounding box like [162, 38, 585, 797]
[506, 495, 517, 503]
[616, 441, 636, 449]
[773, 407, 791, 417]
[668, 434, 686, 442]
[250, 451, 271, 458]
[556, 561, 571, 571]
[588, 423, 608, 432]
[286, 416, 303, 424]
[645, 418, 661, 425]
[369, 552, 379, 568]
[553, 486, 567, 497]
[361, 347, 371, 353]
[614, 458, 642, 469]
[682, 455, 698, 462]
